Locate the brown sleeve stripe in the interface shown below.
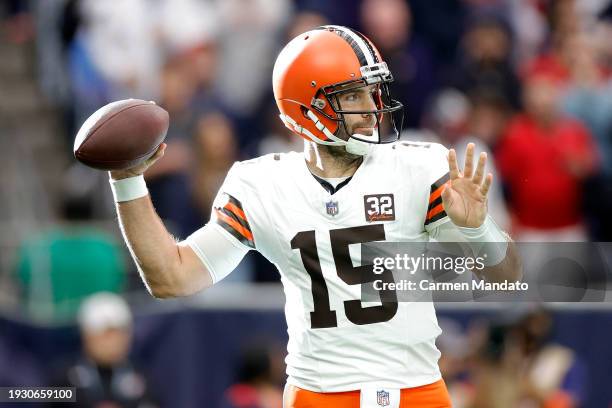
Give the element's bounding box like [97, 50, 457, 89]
[215, 209, 255, 248]
[213, 194, 254, 248]
[224, 201, 247, 222]
[426, 209, 447, 225]
[429, 182, 448, 204]
[222, 195, 252, 233]
[426, 202, 445, 220]
[425, 173, 450, 226]
[430, 173, 450, 194]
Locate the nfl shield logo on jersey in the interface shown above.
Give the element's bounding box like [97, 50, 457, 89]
[325, 200, 339, 216]
[377, 390, 390, 406]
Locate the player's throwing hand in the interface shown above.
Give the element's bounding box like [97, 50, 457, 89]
[442, 143, 493, 228]
[109, 143, 167, 181]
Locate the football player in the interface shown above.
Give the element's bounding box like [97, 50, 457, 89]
[108, 26, 521, 408]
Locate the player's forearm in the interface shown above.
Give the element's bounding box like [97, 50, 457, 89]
[433, 216, 523, 283]
[457, 219, 523, 283]
[477, 240, 523, 283]
[114, 195, 186, 298]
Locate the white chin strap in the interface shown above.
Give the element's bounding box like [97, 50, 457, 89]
[279, 111, 377, 156]
[345, 136, 373, 156]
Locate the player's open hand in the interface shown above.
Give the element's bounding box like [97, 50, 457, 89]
[442, 143, 493, 228]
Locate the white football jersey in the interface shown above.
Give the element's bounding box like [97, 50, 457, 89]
[188, 141, 454, 392]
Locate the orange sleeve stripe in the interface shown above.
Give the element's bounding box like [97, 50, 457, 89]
[426, 202, 445, 220]
[224, 202, 247, 222]
[215, 209, 254, 241]
[429, 182, 448, 204]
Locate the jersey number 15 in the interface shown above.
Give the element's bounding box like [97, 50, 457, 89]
[291, 224, 398, 329]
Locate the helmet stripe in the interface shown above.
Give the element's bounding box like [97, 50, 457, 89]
[319, 25, 375, 66]
[352, 30, 380, 64]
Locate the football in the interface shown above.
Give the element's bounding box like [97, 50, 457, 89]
[73, 99, 169, 170]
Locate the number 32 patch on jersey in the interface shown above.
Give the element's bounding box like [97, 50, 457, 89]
[363, 194, 395, 222]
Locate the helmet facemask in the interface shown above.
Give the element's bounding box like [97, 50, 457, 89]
[310, 62, 404, 149]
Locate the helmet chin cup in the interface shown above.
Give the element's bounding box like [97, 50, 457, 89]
[302, 110, 375, 156]
[345, 136, 373, 156]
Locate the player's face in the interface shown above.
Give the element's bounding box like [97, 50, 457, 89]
[335, 84, 379, 139]
[83, 327, 132, 366]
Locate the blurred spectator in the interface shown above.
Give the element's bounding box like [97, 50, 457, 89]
[13, 174, 126, 322]
[154, 0, 219, 59]
[595, 7, 612, 72]
[408, 0, 465, 67]
[2, 0, 33, 44]
[67, 0, 161, 127]
[548, 0, 581, 39]
[52, 292, 159, 408]
[214, 0, 291, 120]
[33, 0, 76, 143]
[422, 88, 509, 229]
[560, 30, 612, 240]
[360, 0, 437, 128]
[154, 0, 220, 104]
[467, 311, 588, 408]
[436, 318, 473, 408]
[524, 0, 586, 85]
[193, 111, 239, 219]
[508, 0, 548, 66]
[470, 323, 524, 408]
[562, 31, 612, 173]
[192, 110, 259, 283]
[516, 309, 588, 407]
[145, 48, 217, 238]
[422, 88, 470, 145]
[142, 2, 235, 238]
[468, 310, 588, 408]
[496, 72, 599, 241]
[465, 90, 513, 150]
[294, 0, 359, 29]
[285, 10, 328, 41]
[219, 344, 283, 408]
[453, 91, 511, 230]
[447, 15, 522, 110]
[257, 102, 303, 156]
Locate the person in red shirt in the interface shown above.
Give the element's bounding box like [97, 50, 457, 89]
[496, 72, 599, 240]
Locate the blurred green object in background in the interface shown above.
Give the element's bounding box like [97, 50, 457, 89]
[14, 226, 126, 322]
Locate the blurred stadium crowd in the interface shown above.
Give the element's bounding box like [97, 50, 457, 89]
[1, 0, 612, 407]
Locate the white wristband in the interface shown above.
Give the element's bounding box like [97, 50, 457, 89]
[457, 215, 509, 266]
[109, 175, 149, 202]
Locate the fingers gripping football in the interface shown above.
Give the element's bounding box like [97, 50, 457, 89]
[109, 143, 167, 180]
